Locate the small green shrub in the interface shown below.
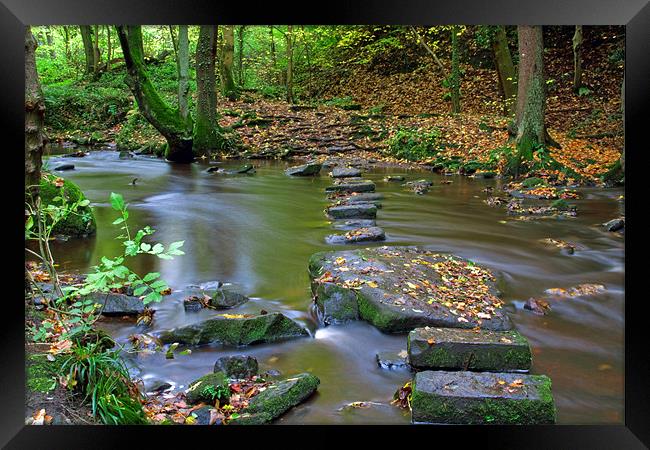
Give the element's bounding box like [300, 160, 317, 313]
[386, 127, 442, 161]
[38, 173, 96, 237]
[522, 177, 546, 188]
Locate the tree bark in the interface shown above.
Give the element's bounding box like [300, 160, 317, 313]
[572, 25, 583, 92]
[63, 26, 71, 62]
[106, 26, 112, 71]
[492, 26, 517, 116]
[237, 25, 245, 86]
[620, 73, 625, 173]
[194, 25, 223, 154]
[116, 25, 193, 163]
[177, 25, 190, 121]
[25, 27, 45, 201]
[285, 25, 294, 104]
[450, 26, 461, 114]
[45, 26, 56, 59]
[220, 25, 237, 100]
[513, 26, 554, 177]
[80, 26, 96, 75]
[269, 26, 277, 83]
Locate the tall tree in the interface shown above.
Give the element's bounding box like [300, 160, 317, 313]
[93, 25, 101, 72]
[513, 26, 556, 177]
[177, 25, 190, 121]
[492, 26, 517, 116]
[269, 26, 277, 83]
[285, 25, 294, 104]
[45, 26, 56, 59]
[25, 27, 45, 200]
[116, 25, 193, 163]
[572, 25, 583, 92]
[450, 25, 461, 114]
[79, 26, 96, 75]
[105, 25, 112, 71]
[194, 25, 223, 153]
[220, 25, 237, 100]
[236, 25, 246, 86]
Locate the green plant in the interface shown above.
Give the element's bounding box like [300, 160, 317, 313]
[551, 199, 570, 210]
[201, 384, 231, 404]
[386, 126, 441, 161]
[521, 177, 546, 188]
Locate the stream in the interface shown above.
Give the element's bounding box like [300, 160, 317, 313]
[42, 149, 624, 425]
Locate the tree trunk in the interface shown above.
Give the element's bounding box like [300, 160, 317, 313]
[220, 25, 237, 100]
[177, 25, 190, 121]
[25, 27, 45, 201]
[93, 25, 101, 73]
[286, 25, 294, 104]
[63, 26, 71, 62]
[237, 25, 245, 86]
[269, 26, 277, 83]
[116, 25, 193, 163]
[194, 25, 223, 154]
[572, 26, 583, 92]
[492, 26, 517, 116]
[450, 26, 461, 114]
[106, 26, 112, 71]
[80, 26, 95, 75]
[513, 25, 553, 177]
[45, 26, 56, 59]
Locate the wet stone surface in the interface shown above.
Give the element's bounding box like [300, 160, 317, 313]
[325, 226, 386, 245]
[326, 204, 377, 220]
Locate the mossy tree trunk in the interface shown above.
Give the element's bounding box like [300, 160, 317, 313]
[79, 26, 96, 75]
[237, 25, 246, 86]
[25, 27, 45, 201]
[116, 25, 194, 163]
[572, 26, 583, 92]
[220, 26, 237, 100]
[450, 25, 461, 114]
[45, 26, 56, 59]
[269, 27, 277, 83]
[286, 25, 294, 104]
[492, 26, 517, 116]
[177, 25, 190, 121]
[513, 25, 555, 177]
[194, 25, 224, 154]
[93, 25, 101, 73]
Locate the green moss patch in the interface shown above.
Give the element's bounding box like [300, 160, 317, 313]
[39, 173, 96, 237]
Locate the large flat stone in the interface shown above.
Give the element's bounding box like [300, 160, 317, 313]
[331, 219, 377, 230]
[157, 312, 309, 346]
[411, 370, 555, 424]
[230, 373, 320, 424]
[87, 292, 145, 316]
[408, 327, 531, 372]
[326, 204, 377, 220]
[309, 246, 512, 333]
[312, 282, 359, 324]
[325, 180, 375, 193]
[325, 226, 386, 245]
[331, 167, 362, 178]
[285, 162, 322, 176]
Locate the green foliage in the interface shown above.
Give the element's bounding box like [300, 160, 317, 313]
[60, 340, 147, 424]
[577, 86, 591, 97]
[551, 199, 570, 210]
[386, 127, 442, 161]
[521, 177, 546, 188]
[37, 173, 96, 237]
[200, 383, 231, 403]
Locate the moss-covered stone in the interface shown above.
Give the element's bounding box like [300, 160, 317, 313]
[186, 371, 230, 404]
[39, 173, 96, 237]
[213, 355, 258, 379]
[408, 327, 532, 372]
[230, 373, 320, 425]
[411, 370, 556, 424]
[312, 281, 359, 324]
[157, 312, 309, 346]
[26, 353, 63, 393]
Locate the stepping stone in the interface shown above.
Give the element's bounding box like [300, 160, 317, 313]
[384, 175, 405, 182]
[408, 327, 531, 372]
[325, 180, 375, 193]
[309, 246, 512, 332]
[602, 218, 624, 232]
[331, 219, 377, 231]
[210, 289, 250, 309]
[54, 164, 75, 171]
[326, 204, 377, 220]
[230, 373, 320, 425]
[331, 167, 362, 178]
[214, 355, 258, 379]
[331, 195, 383, 208]
[325, 226, 386, 245]
[411, 370, 556, 424]
[86, 292, 145, 316]
[157, 312, 309, 346]
[376, 350, 409, 370]
[285, 162, 322, 176]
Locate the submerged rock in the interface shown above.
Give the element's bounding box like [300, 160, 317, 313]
[384, 175, 405, 182]
[411, 370, 555, 424]
[325, 226, 386, 245]
[186, 372, 230, 404]
[309, 246, 512, 332]
[210, 289, 250, 309]
[87, 291, 145, 316]
[326, 204, 377, 220]
[408, 327, 531, 372]
[53, 164, 75, 171]
[331, 167, 362, 178]
[214, 355, 259, 379]
[230, 373, 320, 425]
[223, 164, 255, 175]
[376, 350, 409, 370]
[157, 312, 309, 346]
[285, 162, 322, 176]
[118, 151, 135, 159]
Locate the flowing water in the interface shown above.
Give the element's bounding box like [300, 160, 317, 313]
[42, 149, 624, 425]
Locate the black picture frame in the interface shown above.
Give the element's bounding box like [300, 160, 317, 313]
[2, 0, 647, 447]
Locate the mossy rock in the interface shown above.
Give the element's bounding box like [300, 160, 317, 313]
[231, 373, 320, 424]
[186, 371, 230, 404]
[38, 173, 96, 238]
[521, 177, 546, 188]
[26, 353, 64, 393]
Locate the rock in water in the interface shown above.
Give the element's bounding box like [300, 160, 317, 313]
[411, 370, 556, 424]
[185, 372, 230, 404]
[325, 180, 375, 193]
[602, 218, 624, 232]
[54, 164, 75, 171]
[209, 289, 250, 309]
[119, 151, 135, 159]
[376, 350, 409, 370]
[214, 355, 259, 379]
[230, 373, 320, 424]
[309, 246, 512, 332]
[87, 292, 145, 316]
[408, 327, 532, 372]
[331, 167, 362, 178]
[384, 175, 405, 182]
[325, 226, 386, 244]
[285, 162, 322, 176]
[331, 219, 377, 230]
[157, 312, 309, 346]
[326, 204, 377, 220]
